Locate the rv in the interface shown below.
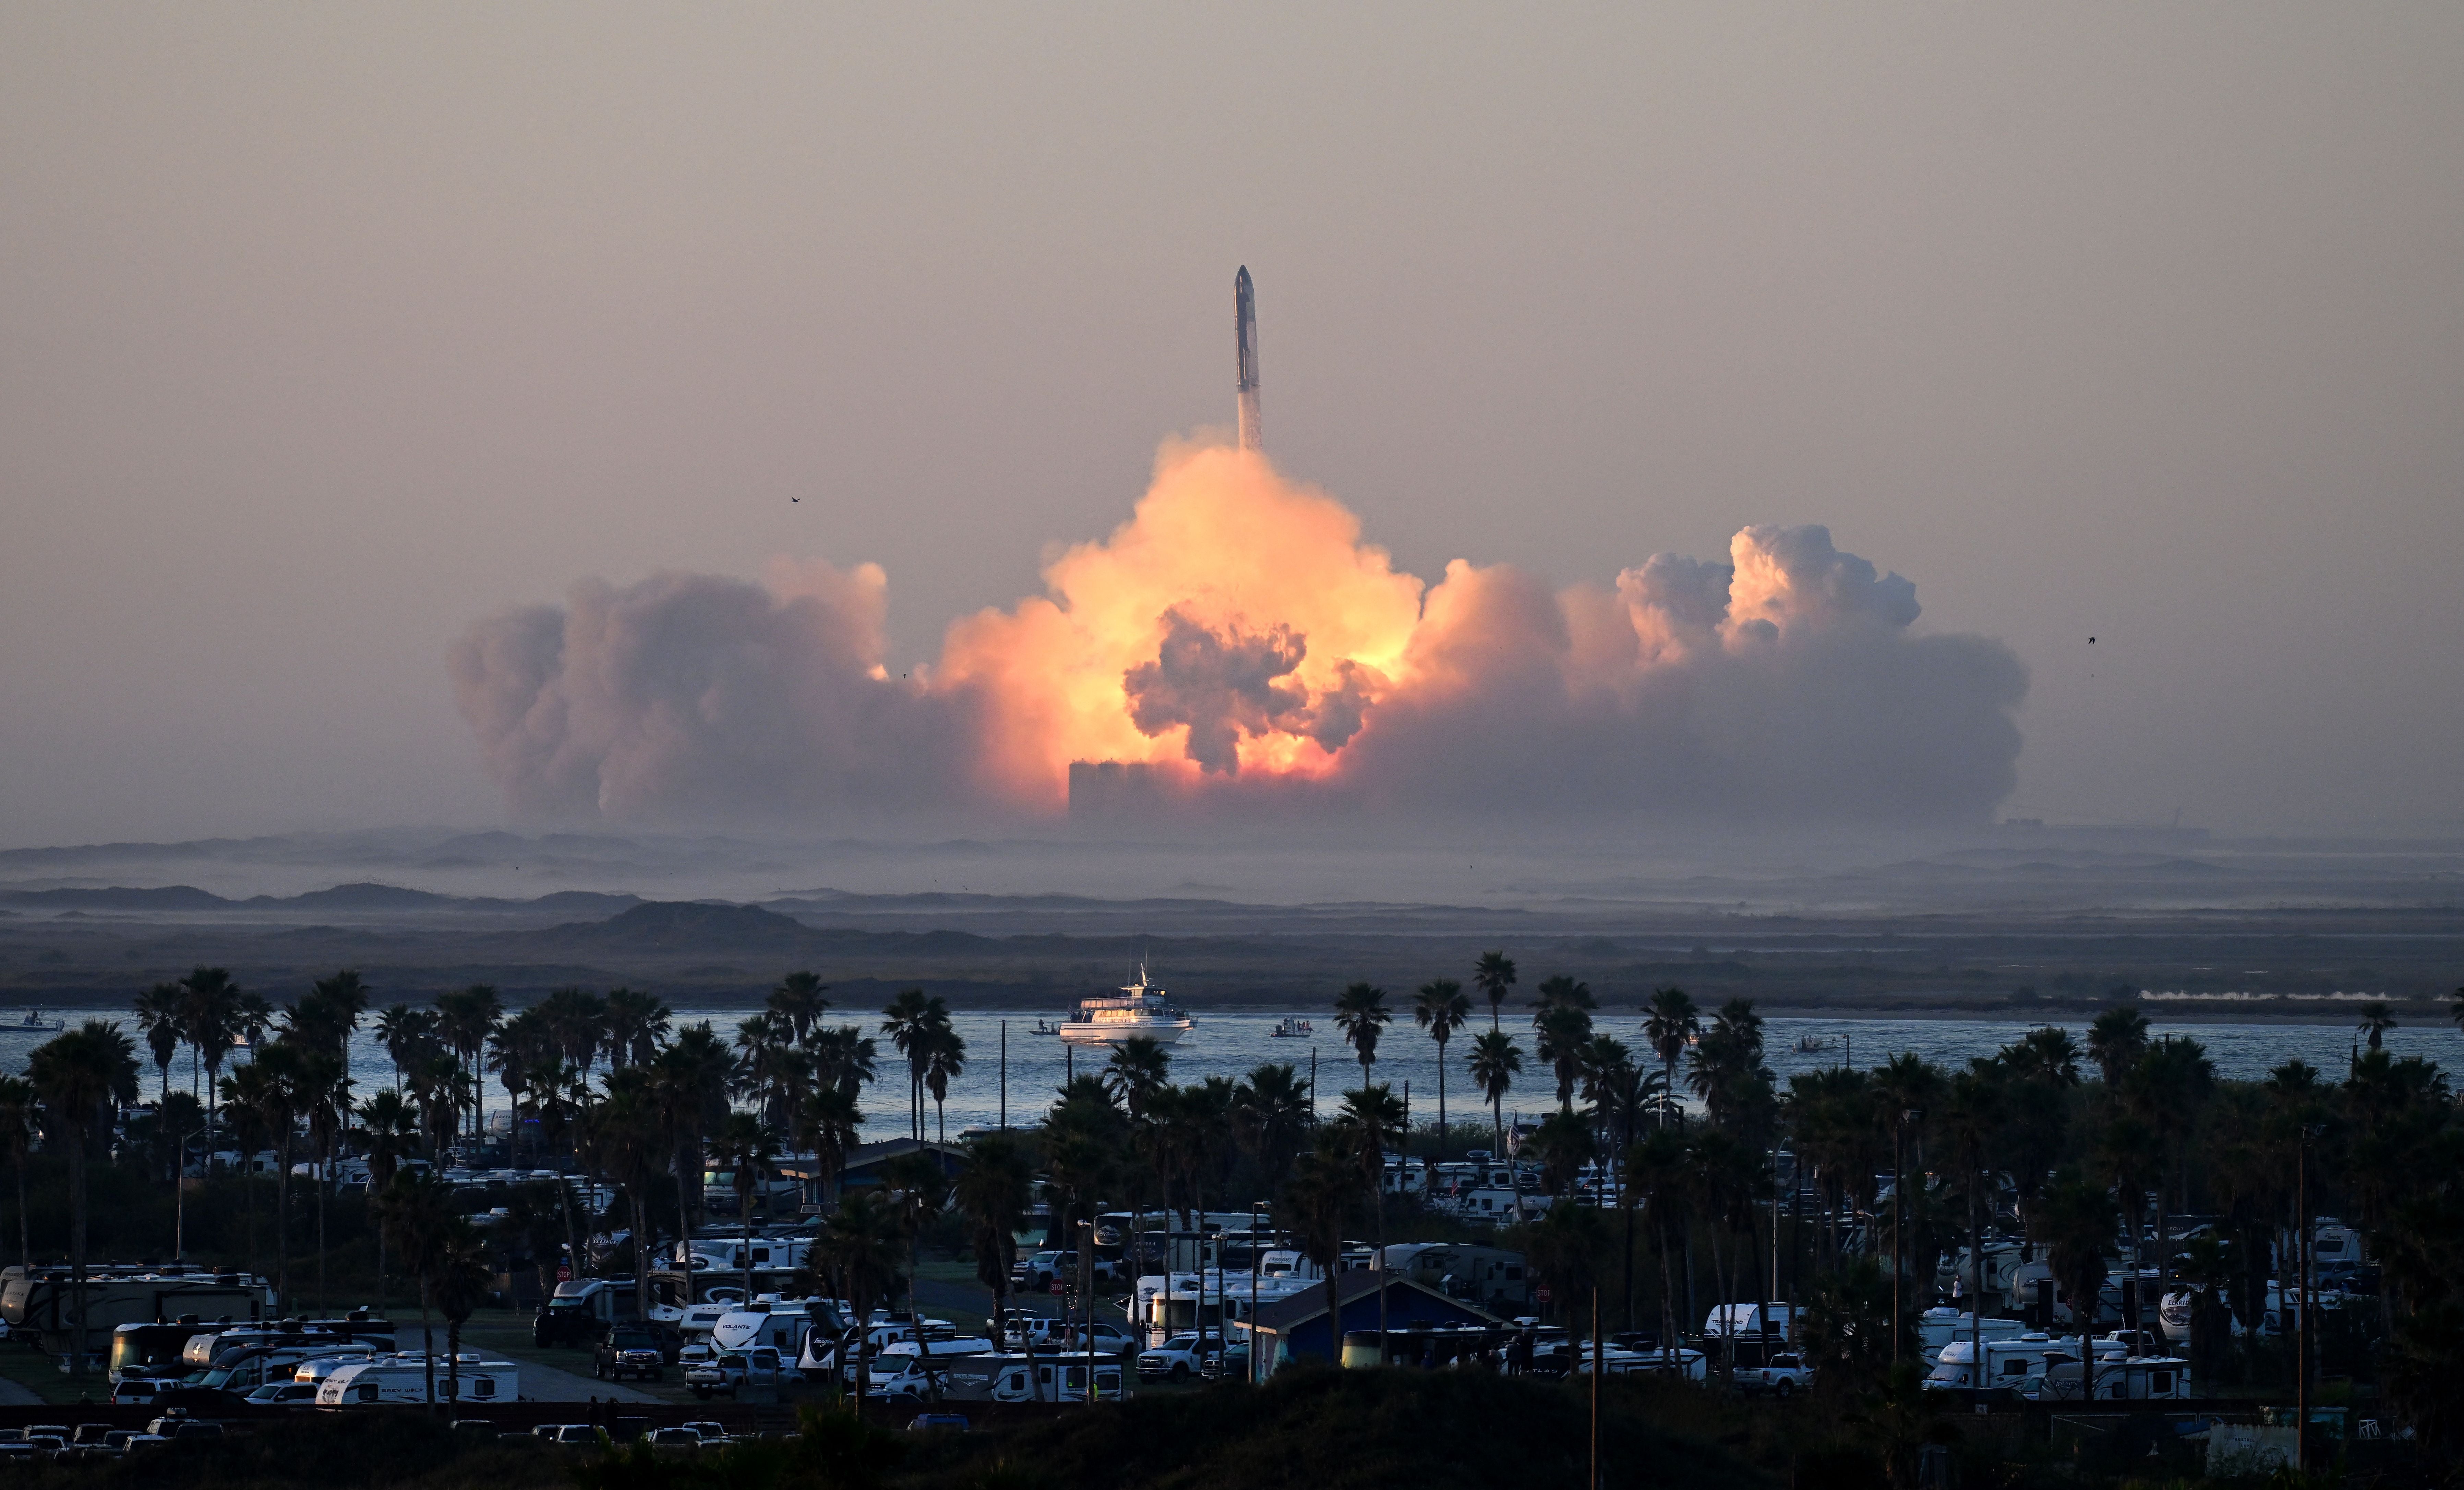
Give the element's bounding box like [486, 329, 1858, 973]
[2021, 1354, 2191, 1402]
[1916, 1309, 2031, 1366]
[536, 1277, 640, 1346]
[936, 1352, 1127, 1403]
[711, 1299, 845, 1358]
[1703, 1303, 1805, 1345]
[1, 1268, 276, 1367]
[317, 1355, 519, 1406]
[1925, 1333, 2075, 1392]
[860, 1337, 999, 1399]
[1382, 1245, 1532, 1313]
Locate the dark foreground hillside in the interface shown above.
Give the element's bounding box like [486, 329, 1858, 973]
[0, 1372, 1782, 1490]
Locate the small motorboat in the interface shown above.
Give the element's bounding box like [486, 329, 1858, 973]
[1030, 1019, 1062, 1036]
[1272, 1017, 1314, 1038]
[1794, 1034, 1833, 1054]
[13, 1011, 63, 1033]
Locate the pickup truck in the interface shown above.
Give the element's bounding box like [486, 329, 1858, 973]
[686, 1347, 783, 1400]
[594, 1325, 674, 1383]
[1011, 1251, 1121, 1293]
[1735, 1352, 1813, 1397]
[1135, 1334, 1224, 1383]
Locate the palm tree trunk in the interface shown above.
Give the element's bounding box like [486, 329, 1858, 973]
[421, 1279, 436, 1407]
[316, 1138, 328, 1314]
[275, 1130, 293, 1309]
[68, 1134, 87, 1377]
[13, 1160, 25, 1267]
[1435, 1038, 1447, 1162]
[632, 1190, 651, 1321]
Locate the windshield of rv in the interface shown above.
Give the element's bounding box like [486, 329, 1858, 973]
[109, 1326, 198, 1379]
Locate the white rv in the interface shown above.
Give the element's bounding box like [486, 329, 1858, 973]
[935, 1352, 1126, 1403]
[316, 1355, 519, 1406]
[1916, 1310, 2031, 1366]
[1926, 1334, 2074, 1391]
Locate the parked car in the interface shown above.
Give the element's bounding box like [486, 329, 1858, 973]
[1011, 1251, 1120, 1292]
[594, 1325, 671, 1382]
[687, 1347, 784, 1400]
[1736, 1352, 1813, 1397]
[1135, 1334, 1223, 1383]
[241, 1381, 321, 1407]
[534, 1424, 603, 1446]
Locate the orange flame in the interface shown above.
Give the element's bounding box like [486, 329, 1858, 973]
[935, 441, 1425, 807]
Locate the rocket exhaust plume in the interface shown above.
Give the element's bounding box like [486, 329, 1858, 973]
[450, 275, 2028, 829]
[1235, 266, 1261, 453]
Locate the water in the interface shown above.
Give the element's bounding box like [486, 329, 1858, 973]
[50, 1005, 2462, 1142]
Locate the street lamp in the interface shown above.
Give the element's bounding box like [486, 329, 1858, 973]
[1076, 1218, 1096, 1405]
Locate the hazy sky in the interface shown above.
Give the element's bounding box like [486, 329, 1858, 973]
[4, 5, 2460, 843]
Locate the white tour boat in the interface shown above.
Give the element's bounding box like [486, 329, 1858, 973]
[1058, 968, 1194, 1046]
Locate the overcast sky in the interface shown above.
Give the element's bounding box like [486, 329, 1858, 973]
[3, 5, 2460, 844]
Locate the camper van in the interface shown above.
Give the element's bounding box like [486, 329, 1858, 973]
[317, 1355, 519, 1406]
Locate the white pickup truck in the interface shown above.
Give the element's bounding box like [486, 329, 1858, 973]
[686, 1347, 783, 1400]
[1734, 1352, 1813, 1397]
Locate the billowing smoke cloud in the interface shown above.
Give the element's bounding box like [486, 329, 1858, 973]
[452, 443, 2025, 826]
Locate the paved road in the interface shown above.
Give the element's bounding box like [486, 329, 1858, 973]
[0, 1380, 43, 1407]
[514, 1359, 661, 1405]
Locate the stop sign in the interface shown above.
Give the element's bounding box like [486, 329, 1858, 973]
[1535, 1286, 1552, 1305]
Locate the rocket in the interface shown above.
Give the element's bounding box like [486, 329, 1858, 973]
[1235, 265, 1262, 453]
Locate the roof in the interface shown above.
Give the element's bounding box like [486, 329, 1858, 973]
[1249, 1271, 1500, 1335]
[840, 1137, 969, 1167]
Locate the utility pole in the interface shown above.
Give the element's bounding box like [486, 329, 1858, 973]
[1590, 1286, 1603, 1490]
[999, 1021, 1007, 1130]
[2296, 1123, 2321, 1468]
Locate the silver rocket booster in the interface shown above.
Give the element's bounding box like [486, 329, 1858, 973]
[1235, 265, 1261, 453]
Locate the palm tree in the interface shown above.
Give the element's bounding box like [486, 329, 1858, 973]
[769, 971, 831, 1044]
[585, 1068, 668, 1320]
[2121, 1034, 2214, 1339]
[2357, 1000, 2397, 1050]
[434, 985, 504, 1142]
[819, 1190, 903, 1402]
[375, 1005, 438, 1093]
[489, 1010, 551, 1166]
[1337, 1083, 1407, 1345]
[1472, 951, 1517, 1031]
[242, 1040, 308, 1308]
[1413, 979, 1473, 1160]
[360, 1089, 420, 1309]
[178, 965, 243, 1149]
[1231, 1063, 1311, 1198]
[1468, 1031, 1523, 1173]
[26, 1021, 139, 1377]
[602, 988, 672, 1069]
[135, 983, 184, 1101]
[1626, 1128, 1692, 1368]
[298, 1049, 350, 1312]
[1281, 1130, 1357, 1363]
[810, 1025, 880, 1099]
[953, 1132, 1037, 1397]
[924, 1025, 967, 1145]
[0, 1077, 34, 1266]
[1938, 1062, 2006, 1368]
[434, 1221, 492, 1405]
[797, 1085, 866, 1205]
[376, 1169, 460, 1406]
[1529, 1109, 1596, 1199]
[538, 987, 609, 1080]
[308, 969, 371, 1092]
[1534, 1005, 1594, 1112]
[880, 1150, 950, 1320]
[1643, 987, 1700, 1128]
[2030, 1169, 2119, 1403]
[2087, 1005, 2150, 1086]
[1333, 983, 1392, 1090]
[710, 1113, 781, 1303]
[1104, 1037, 1172, 1124]
[653, 1024, 735, 1235]
[881, 988, 937, 1141]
